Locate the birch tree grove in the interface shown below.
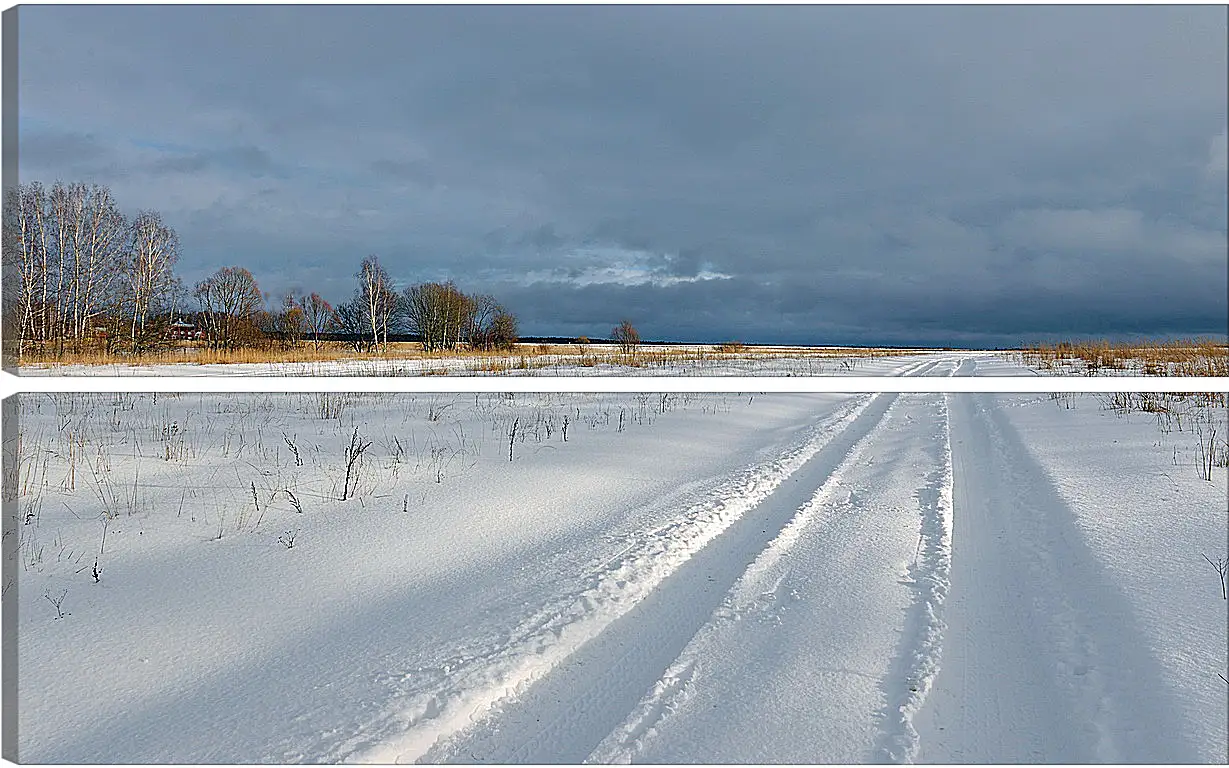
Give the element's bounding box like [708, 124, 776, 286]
[399, 281, 517, 351]
[401, 281, 471, 351]
[2, 182, 139, 357]
[62, 184, 128, 345]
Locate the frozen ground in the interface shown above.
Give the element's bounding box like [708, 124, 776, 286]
[18, 348, 1034, 377]
[5, 382, 1227, 762]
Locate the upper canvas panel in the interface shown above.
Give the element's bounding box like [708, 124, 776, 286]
[4, 5, 1227, 377]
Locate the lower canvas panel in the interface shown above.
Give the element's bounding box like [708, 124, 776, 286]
[3, 392, 1226, 763]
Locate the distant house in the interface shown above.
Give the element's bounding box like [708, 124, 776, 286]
[169, 320, 204, 341]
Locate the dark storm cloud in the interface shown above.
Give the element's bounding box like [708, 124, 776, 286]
[15, 5, 1227, 345]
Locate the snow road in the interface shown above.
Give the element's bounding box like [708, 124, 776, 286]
[412, 391, 929, 764]
[8, 386, 1227, 763]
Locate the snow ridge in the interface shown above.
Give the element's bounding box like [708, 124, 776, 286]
[344, 396, 876, 764]
[873, 394, 954, 763]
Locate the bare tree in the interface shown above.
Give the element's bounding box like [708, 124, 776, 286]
[489, 309, 519, 351]
[466, 293, 501, 349]
[401, 282, 434, 350]
[332, 297, 374, 352]
[123, 211, 180, 351]
[193, 266, 265, 350]
[3, 183, 47, 360]
[612, 320, 640, 354]
[271, 293, 307, 349]
[300, 292, 335, 351]
[356, 255, 397, 350]
[28, 183, 55, 350]
[45, 182, 76, 350]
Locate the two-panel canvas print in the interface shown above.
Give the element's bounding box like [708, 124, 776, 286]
[1, 4, 1226, 765]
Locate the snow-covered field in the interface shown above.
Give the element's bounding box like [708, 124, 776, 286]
[18, 348, 1020, 377]
[4, 386, 1227, 763]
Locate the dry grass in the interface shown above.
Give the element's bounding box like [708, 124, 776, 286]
[20, 342, 523, 367]
[1021, 338, 1229, 377]
[20, 341, 913, 371]
[20, 343, 376, 367]
[1091, 391, 1229, 480]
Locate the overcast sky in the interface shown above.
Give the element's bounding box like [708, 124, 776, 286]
[15, 5, 1228, 346]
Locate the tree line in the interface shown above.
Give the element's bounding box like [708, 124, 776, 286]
[2, 181, 520, 358]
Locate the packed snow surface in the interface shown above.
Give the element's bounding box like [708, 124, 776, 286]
[6, 379, 1227, 762]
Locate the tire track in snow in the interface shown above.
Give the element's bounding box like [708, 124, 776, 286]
[892, 357, 948, 377]
[585, 394, 924, 764]
[403, 393, 904, 764]
[914, 393, 1197, 763]
[872, 394, 953, 763]
[340, 394, 880, 764]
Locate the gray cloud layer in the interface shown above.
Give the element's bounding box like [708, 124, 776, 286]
[16, 5, 1228, 345]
